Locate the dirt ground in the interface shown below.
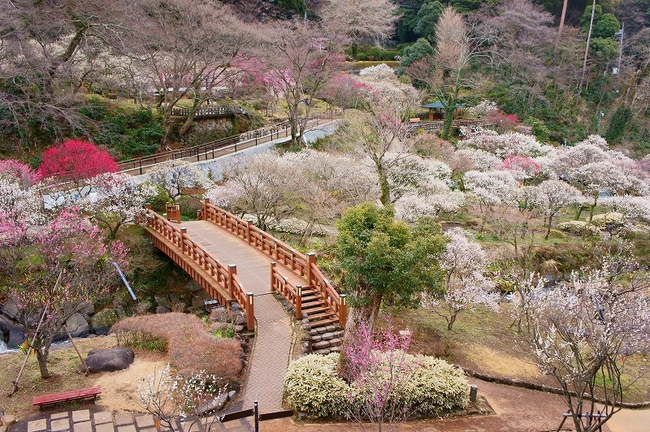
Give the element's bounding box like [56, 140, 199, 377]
[4, 334, 650, 432]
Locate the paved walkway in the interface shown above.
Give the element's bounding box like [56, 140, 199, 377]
[14, 409, 251, 432]
[181, 220, 302, 413]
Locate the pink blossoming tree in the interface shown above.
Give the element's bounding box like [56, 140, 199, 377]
[0, 208, 128, 378]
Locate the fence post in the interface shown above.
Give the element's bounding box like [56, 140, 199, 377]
[270, 262, 276, 292]
[296, 285, 302, 320]
[339, 294, 347, 327]
[306, 252, 316, 284]
[246, 293, 255, 332]
[228, 264, 237, 298]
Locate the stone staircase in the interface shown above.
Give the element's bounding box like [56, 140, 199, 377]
[297, 286, 344, 355]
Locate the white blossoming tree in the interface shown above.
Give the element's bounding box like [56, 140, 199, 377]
[514, 269, 650, 432]
[535, 180, 585, 239]
[421, 228, 499, 330]
[148, 161, 213, 204]
[136, 364, 227, 432]
[82, 172, 159, 238]
[463, 170, 519, 231]
[204, 152, 299, 230]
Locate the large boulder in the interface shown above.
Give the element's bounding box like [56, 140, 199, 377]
[91, 309, 119, 336]
[66, 313, 90, 337]
[82, 348, 135, 373]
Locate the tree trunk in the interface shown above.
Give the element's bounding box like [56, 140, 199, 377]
[556, 0, 569, 47]
[338, 293, 383, 379]
[447, 312, 458, 330]
[545, 214, 553, 240]
[578, 0, 597, 96]
[440, 104, 456, 140]
[33, 341, 51, 379]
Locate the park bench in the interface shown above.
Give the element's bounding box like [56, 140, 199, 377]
[32, 386, 101, 409]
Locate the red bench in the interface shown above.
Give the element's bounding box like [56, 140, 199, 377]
[32, 386, 101, 408]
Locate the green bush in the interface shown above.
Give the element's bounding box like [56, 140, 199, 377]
[605, 106, 632, 144]
[283, 353, 349, 417]
[146, 183, 171, 212]
[401, 355, 469, 417]
[283, 353, 469, 419]
[177, 196, 203, 220]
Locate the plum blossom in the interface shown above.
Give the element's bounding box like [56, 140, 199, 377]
[421, 228, 499, 330]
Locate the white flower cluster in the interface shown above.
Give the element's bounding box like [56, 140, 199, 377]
[268, 218, 326, 236]
[459, 131, 554, 158]
[466, 100, 499, 118]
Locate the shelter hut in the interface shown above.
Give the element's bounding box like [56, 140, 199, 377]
[422, 101, 464, 121]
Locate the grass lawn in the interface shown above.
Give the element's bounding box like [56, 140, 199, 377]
[391, 304, 650, 404]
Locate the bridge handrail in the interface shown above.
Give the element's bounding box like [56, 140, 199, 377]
[201, 199, 346, 327]
[144, 206, 255, 330]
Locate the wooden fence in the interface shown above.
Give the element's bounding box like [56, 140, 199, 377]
[117, 122, 291, 175]
[200, 199, 346, 327]
[144, 205, 255, 330]
[170, 105, 246, 119]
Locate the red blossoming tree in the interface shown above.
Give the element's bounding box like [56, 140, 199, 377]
[38, 139, 118, 187]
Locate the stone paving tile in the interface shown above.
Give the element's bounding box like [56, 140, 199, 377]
[116, 425, 136, 432]
[93, 412, 113, 425]
[26, 418, 47, 432]
[138, 428, 158, 432]
[94, 422, 114, 432]
[179, 421, 201, 432]
[72, 410, 90, 423]
[51, 412, 70, 420]
[113, 414, 133, 426]
[73, 421, 93, 432]
[50, 418, 70, 432]
[134, 415, 155, 428]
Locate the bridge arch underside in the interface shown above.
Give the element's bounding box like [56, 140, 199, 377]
[146, 228, 232, 307]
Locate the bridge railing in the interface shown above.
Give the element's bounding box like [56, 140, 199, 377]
[201, 199, 346, 327]
[144, 206, 255, 330]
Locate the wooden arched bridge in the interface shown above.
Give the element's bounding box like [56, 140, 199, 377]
[143, 199, 347, 334]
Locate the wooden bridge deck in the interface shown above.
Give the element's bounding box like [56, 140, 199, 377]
[180, 220, 306, 295]
[145, 201, 347, 410]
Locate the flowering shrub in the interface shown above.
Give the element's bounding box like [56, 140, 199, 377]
[557, 220, 600, 236]
[591, 212, 625, 228]
[401, 355, 469, 416]
[466, 100, 498, 118]
[136, 363, 227, 430]
[268, 218, 326, 236]
[283, 353, 349, 417]
[283, 352, 469, 419]
[488, 109, 520, 131]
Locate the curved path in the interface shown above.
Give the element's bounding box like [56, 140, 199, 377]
[181, 220, 304, 413]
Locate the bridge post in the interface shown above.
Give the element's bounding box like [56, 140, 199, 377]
[228, 264, 237, 298]
[296, 285, 302, 320]
[270, 262, 276, 291]
[306, 253, 316, 284]
[339, 294, 347, 327]
[246, 292, 255, 331]
[180, 227, 187, 254]
[202, 198, 210, 221]
[246, 221, 254, 245]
